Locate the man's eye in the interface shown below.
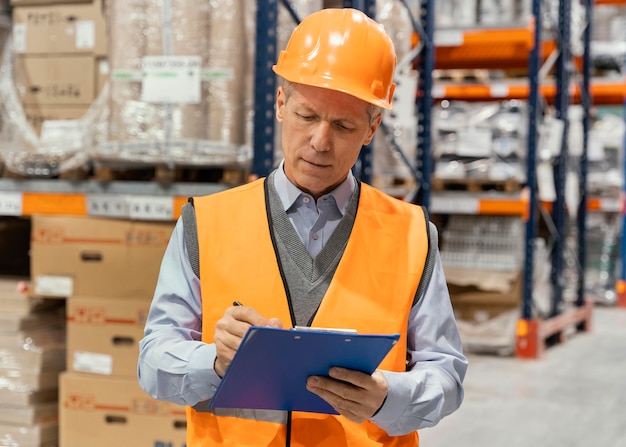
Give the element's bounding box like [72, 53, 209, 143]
[296, 113, 315, 121]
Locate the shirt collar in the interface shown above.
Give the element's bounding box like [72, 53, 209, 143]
[273, 160, 356, 215]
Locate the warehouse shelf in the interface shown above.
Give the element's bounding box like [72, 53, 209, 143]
[433, 78, 626, 104]
[427, 0, 597, 358]
[0, 179, 227, 220]
[430, 190, 529, 217]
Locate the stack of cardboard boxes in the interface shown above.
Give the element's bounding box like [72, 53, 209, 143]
[0, 278, 65, 447]
[29, 214, 187, 447]
[11, 0, 108, 135]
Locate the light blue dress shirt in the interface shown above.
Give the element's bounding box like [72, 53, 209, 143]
[138, 163, 468, 436]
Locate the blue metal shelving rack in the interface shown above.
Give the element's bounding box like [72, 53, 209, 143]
[517, 0, 594, 358]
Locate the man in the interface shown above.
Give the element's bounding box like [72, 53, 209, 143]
[138, 8, 467, 446]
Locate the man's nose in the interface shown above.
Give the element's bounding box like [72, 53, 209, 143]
[310, 121, 332, 152]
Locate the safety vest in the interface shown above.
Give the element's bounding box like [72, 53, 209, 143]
[187, 178, 428, 447]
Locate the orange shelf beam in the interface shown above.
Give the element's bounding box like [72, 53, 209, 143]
[434, 80, 626, 104]
[595, 0, 626, 5]
[21, 192, 87, 216]
[434, 27, 535, 70]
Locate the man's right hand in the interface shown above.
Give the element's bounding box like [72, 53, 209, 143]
[213, 304, 283, 378]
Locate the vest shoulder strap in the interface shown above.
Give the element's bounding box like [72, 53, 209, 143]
[182, 199, 201, 279]
[414, 218, 438, 306]
[181, 199, 439, 306]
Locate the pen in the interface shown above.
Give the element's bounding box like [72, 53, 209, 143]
[233, 301, 243, 307]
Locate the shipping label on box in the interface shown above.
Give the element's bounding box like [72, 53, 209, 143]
[67, 296, 149, 377]
[15, 55, 96, 106]
[12, 0, 107, 55]
[60, 372, 187, 447]
[31, 215, 175, 299]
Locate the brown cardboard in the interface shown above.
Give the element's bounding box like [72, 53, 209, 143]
[60, 372, 187, 447]
[0, 387, 58, 407]
[0, 420, 58, 446]
[23, 104, 89, 135]
[66, 296, 150, 377]
[15, 55, 96, 106]
[12, 0, 107, 56]
[445, 268, 522, 306]
[0, 277, 65, 316]
[0, 401, 57, 425]
[30, 215, 174, 299]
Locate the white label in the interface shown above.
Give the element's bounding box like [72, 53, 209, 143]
[73, 351, 113, 375]
[490, 83, 509, 98]
[75, 20, 95, 49]
[0, 192, 23, 216]
[12, 23, 27, 53]
[141, 56, 202, 104]
[86, 194, 130, 218]
[128, 196, 174, 220]
[40, 120, 85, 150]
[434, 30, 464, 47]
[34, 275, 73, 297]
[430, 195, 479, 214]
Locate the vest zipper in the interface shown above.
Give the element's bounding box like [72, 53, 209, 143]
[286, 411, 292, 447]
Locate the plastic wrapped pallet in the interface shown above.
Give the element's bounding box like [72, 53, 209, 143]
[207, 0, 247, 147]
[105, 0, 211, 163]
[102, 0, 257, 167]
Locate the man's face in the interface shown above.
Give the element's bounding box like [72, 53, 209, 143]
[276, 83, 381, 199]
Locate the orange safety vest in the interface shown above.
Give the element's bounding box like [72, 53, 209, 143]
[187, 178, 428, 447]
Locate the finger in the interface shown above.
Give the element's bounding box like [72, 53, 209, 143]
[306, 377, 367, 423]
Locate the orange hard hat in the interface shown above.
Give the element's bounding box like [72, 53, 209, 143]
[272, 8, 397, 109]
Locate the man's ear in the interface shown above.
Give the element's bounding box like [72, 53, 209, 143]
[363, 112, 382, 146]
[275, 86, 286, 123]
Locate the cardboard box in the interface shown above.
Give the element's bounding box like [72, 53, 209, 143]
[23, 104, 89, 135]
[0, 277, 65, 317]
[12, 0, 107, 55]
[66, 296, 150, 377]
[445, 268, 522, 322]
[15, 55, 96, 106]
[60, 372, 187, 447]
[0, 401, 57, 426]
[0, 420, 58, 446]
[0, 387, 58, 407]
[30, 215, 174, 299]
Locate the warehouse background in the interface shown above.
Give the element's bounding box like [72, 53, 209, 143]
[0, 0, 625, 446]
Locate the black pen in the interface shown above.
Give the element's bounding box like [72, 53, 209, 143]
[233, 301, 243, 307]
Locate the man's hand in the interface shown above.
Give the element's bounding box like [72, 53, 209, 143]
[306, 368, 388, 423]
[213, 304, 282, 377]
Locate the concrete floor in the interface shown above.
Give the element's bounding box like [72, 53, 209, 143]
[418, 305, 626, 447]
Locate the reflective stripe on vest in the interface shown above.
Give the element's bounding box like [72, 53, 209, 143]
[187, 178, 427, 447]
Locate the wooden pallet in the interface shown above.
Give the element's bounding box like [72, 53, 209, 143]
[432, 177, 524, 193]
[92, 164, 250, 186]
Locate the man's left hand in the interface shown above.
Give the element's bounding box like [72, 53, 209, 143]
[306, 368, 388, 423]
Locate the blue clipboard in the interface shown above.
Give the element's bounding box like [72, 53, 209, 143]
[202, 326, 400, 414]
